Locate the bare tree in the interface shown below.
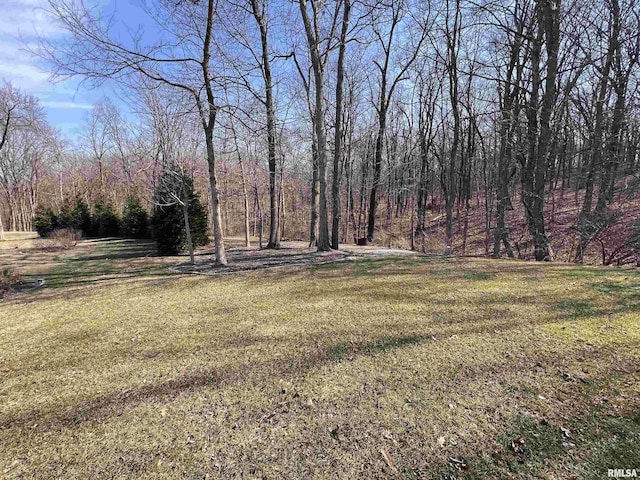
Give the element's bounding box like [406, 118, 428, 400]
[40, 0, 228, 264]
[0, 83, 55, 234]
[520, 0, 560, 261]
[489, 0, 530, 258]
[220, 0, 282, 248]
[298, 0, 342, 251]
[366, 0, 427, 242]
[331, 0, 351, 249]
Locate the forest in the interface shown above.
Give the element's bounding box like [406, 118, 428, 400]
[1, 0, 639, 266]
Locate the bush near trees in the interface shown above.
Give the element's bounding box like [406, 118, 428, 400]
[151, 173, 209, 256]
[91, 201, 122, 238]
[32, 208, 59, 238]
[122, 196, 150, 239]
[49, 228, 82, 249]
[71, 199, 92, 236]
[33, 198, 153, 240]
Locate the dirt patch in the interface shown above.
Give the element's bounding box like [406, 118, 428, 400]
[0, 278, 46, 299]
[171, 245, 357, 275]
[169, 241, 425, 275]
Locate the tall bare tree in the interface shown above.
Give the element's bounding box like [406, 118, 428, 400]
[298, 0, 341, 251]
[366, 0, 427, 242]
[331, 0, 351, 249]
[41, 0, 228, 264]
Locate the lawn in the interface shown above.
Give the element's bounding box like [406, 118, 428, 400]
[0, 240, 639, 479]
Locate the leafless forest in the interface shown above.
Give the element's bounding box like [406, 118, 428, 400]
[2, 0, 640, 265]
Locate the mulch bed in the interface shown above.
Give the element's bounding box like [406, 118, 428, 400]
[0, 279, 46, 299]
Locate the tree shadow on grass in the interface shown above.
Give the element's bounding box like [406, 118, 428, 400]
[3, 317, 635, 435]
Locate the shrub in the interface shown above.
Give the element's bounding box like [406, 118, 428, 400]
[187, 194, 209, 247]
[0, 268, 23, 288]
[0, 268, 22, 298]
[122, 196, 150, 239]
[49, 228, 82, 249]
[71, 198, 92, 236]
[57, 201, 74, 229]
[32, 207, 58, 237]
[151, 171, 209, 255]
[91, 201, 121, 238]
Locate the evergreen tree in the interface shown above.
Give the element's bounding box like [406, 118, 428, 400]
[71, 198, 92, 237]
[122, 196, 150, 239]
[32, 207, 58, 237]
[57, 201, 74, 229]
[151, 170, 208, 256]
[91, 201, 122, 238]
[188, 194, 208, 247]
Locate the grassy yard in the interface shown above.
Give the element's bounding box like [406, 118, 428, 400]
[0, 232, 40, 251]
[0, 240, 639, 479]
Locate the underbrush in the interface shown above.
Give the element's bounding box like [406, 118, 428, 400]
[49, 228, 82, 249]
[0, 267, 23, 292]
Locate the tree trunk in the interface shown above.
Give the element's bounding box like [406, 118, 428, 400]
[182, 200, 195, 265]
[250, 0, 280, 249]
[331, 0, 350, 249]
[299, 0, 331, 251]
[521, 0, 558, 262]
[204, 127, 227, 265]
[309, 135, 319, 247]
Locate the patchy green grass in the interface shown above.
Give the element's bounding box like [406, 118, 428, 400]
[0, 242, 639, 479]
[575, 410, 640, 480]
[552, 299, 598, 319]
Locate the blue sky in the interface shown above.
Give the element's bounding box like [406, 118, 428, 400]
[1, 0, 139, 140]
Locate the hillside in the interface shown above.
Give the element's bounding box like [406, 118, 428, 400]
[369, 180, 640, 266]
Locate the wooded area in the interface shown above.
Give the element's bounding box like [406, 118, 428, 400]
[2, 0, 639, 265]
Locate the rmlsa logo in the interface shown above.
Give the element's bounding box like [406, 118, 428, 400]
[609, 470, 638, 478]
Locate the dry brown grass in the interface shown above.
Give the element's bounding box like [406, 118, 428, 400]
[0, 240, 638, 478]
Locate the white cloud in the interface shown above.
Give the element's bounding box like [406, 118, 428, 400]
[41, 100, 94, 109]
[0, 58, 51, 90]
[0, 0, 127, 140]
[0, 0, 61, 91]
[0, 0, 64, 39]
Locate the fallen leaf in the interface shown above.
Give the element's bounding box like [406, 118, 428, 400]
[512, 437, 526, 453]
[438, 436, 446, 447]
[380, 449, 395, 470]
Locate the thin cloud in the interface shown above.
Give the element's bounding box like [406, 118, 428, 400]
[41, 101, 94, 110]
[0, 0, 64, 39]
